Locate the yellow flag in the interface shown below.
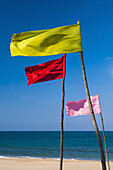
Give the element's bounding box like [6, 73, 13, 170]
[10, 21, 82, 57]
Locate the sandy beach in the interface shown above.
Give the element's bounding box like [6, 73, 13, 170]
[0, 158, 113, 170]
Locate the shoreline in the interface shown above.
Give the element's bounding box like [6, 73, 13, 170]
[1, 155, 113, 161]
[0, 157, 113, 170]
[0, 155, 113, 161]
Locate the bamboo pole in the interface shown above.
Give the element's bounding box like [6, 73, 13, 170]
[80, 51, 106, 170]
[59, 76, 65, 170]
[59, 55, 66, 170]
[100, 112, 110, 170]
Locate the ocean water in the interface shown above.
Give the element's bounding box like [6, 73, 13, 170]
[0, 131, 113, 160]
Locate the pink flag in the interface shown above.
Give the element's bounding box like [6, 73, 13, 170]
[66, 94, 101, 116]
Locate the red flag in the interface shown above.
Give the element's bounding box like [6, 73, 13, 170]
[25, 55, 66, 86]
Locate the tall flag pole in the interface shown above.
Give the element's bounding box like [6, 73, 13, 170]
[66, 95, 110, 169]
[80, 51, 106, 170]
[78, 21, 106, 170]
[100, 112, 110, 170]
[60, 55, 66, 170]
[24, 55, 66, 170]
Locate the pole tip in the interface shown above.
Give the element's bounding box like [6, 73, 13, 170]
[77, 20, 80, 24]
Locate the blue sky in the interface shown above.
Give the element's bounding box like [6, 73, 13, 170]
[0, 0, 113, 131]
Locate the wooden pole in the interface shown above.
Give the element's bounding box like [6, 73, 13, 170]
[59, 54, 66, 170]
[100, 112, 110, 170]
[80, 51, 106, 170]
[59, 76, 65, 170]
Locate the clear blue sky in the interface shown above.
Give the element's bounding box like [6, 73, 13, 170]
[0, 0, 113, 131]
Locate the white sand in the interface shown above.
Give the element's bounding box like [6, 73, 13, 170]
[0, 158, 113, 170]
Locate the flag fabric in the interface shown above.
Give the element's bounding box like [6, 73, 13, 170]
[10, 21, 82, 57]
[66, 94, 101, 116]
[25, 54, 66, 86]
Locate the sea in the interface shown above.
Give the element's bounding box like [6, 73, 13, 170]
[0, 131, 113, 161]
